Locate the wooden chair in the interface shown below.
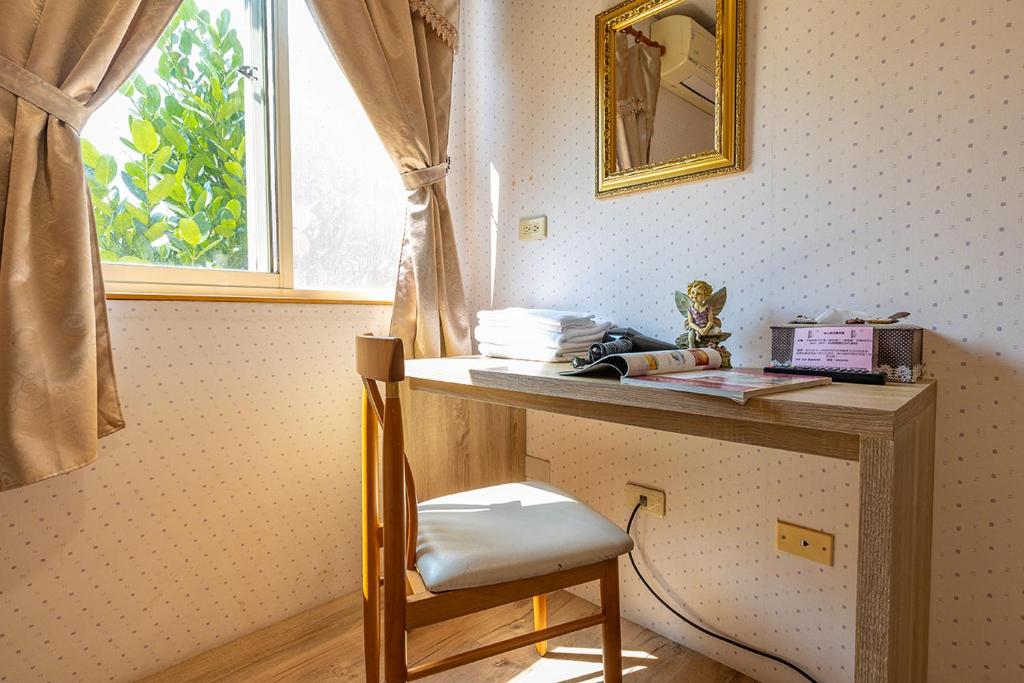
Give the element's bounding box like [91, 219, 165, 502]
[356, 334, 634, 682]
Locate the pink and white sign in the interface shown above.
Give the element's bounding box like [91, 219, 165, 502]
[791, 326, 875, 371]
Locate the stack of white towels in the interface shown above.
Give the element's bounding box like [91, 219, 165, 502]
[475, 308, 613, 362]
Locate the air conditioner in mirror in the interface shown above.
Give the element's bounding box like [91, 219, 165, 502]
[651, 15, 716, 114]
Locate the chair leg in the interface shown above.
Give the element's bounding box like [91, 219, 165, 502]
[533, 594, 548, 656]
[600, 560, 623, 683]
[382, 385, 408, 682]
[362, 390, 381, 682]
[363, 569, 380, 682]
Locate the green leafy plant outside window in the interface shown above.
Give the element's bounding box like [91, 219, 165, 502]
[82, 0, 250, 270]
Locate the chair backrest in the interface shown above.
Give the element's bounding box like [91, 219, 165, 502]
[355, 334, 417, 571]
[356, 334, 405, 383]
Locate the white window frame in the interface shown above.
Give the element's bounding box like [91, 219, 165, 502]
[101, 1, 390, 304]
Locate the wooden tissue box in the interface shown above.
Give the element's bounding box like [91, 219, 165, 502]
[769, 324, 924, 383]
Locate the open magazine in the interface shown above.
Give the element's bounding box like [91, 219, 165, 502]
[559, 348, 830, 403]
[560, 348, 722, 377]
[622, 369, 831, 404]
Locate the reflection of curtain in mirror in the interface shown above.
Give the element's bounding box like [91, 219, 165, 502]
[615, 33, 662, 170]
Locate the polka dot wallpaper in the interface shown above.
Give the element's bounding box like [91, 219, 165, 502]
[529, 416, 859, 682]
[457, 1, 1023, 681]
[0, 302, 390, 682]
[1, 1, 1021, 681]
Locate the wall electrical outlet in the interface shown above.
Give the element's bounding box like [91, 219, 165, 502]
[519, 216, 547, 241]
[625, 483, 666, 517]
[776, 520, 834, 566]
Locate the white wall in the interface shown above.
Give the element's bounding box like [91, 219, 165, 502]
[0, 302, 390, 681]
[457, 1, 1024, 681]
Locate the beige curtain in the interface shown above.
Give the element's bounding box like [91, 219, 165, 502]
[305, 0, 469, 358]
[615, 34, 662, 171]
[0, 0, 182, 491]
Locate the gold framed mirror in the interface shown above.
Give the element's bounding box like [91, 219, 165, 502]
[596, 0, 744, 197]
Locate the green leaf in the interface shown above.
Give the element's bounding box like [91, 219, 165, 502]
[217, 9, 231, 35]
[94, 154, 117, 186]
[146, 85, 161, 109]
[126, 203, 150, 225]
[118, 255, 150, 264]
[121, 171, 148, 202]
[80, 138, 100, 167]
[113, 211, 133, 233]
[178, 217, 202, 246]
[217, 96, 242, 121]
[152, 145, 173, 169]
[147, 174, 178, 204]
[189, 185, 208, 213]
[157, 53, 172, 80]
[226, 198, 242, 220]
[144, 221, 171, 241]
[170, 182, 187, 204]
[99, 249, 120, 262]
[163, 125, 189, 154]
[130, 118, 160, 155]
[214, 218, 237, 238]
[186, 154, 206, 177]
[224, 160, 244, 177]
[179, 0, 198, 21]
[223, 174, 245, 195]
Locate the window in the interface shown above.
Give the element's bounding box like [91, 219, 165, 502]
[83, 0, 402, 301]
[287, 5, 406, 294]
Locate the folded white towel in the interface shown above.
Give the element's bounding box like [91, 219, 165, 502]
[474, 320, 613, 349]
[477, 308, 595, 332]
[478, 342, 588, 363]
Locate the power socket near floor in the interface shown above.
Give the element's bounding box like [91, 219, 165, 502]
[525, 455, 551, 482]
[625, 483, 666, 517]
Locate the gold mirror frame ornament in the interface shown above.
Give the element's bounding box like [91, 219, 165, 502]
[596, 0, 745, 197]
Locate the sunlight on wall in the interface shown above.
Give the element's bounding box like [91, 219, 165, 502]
[489, 162, 501, 307]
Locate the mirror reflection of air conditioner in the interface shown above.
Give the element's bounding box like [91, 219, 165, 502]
[651, 15, 716, 114]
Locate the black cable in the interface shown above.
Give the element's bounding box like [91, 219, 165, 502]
[626, 503, 818, 683]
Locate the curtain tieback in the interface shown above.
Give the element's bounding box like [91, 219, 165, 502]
[0, 55, 89, 133]
[401, 156, 450, 190]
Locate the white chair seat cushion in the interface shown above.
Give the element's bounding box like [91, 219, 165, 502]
[415, 481, 634, 592]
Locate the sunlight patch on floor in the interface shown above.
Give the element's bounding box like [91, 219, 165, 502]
[507, 646, 652, 682]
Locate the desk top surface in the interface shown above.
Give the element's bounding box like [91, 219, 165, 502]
[404, 356, 936, 441]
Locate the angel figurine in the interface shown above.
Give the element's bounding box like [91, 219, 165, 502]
[674, 280, 733, 368]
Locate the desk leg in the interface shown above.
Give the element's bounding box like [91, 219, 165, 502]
[402, 388, 526, 500]
[855, 406, 935, 683]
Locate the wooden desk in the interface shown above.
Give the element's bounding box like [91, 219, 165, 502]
[405, 357, 936, 683]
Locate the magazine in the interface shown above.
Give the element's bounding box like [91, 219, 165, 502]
[560, 348, 722, 377]
[620, 368, 831, 404]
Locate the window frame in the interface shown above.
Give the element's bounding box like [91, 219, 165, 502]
[100, 0, 392, 305]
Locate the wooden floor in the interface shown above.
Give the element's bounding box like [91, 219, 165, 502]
[143, 590, 756, 682]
